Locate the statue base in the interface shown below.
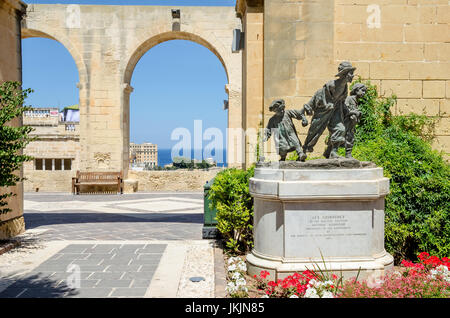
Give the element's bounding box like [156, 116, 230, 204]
[247, 159, 394, 280]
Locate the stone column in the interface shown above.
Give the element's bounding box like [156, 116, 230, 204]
[0, 0, 27, 239]
[236, 0, 264, 168]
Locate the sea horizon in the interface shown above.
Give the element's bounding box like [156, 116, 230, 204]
[157, 148, 227, 167]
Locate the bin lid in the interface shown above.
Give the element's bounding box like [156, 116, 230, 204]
[204, 178, 215, 190]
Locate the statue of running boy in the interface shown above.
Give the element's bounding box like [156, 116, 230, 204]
[264, 99, 308, 161]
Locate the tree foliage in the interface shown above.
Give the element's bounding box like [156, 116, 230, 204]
[0, 81, 34, 214]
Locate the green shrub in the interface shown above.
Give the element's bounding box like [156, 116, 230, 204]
[351, 79, 450, 263]
[0, 81, 34, 214]
[208, 166, 255, 254]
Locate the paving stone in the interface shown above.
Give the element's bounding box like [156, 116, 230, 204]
[139, 244, 167, 253]
[139, 265, 159, 272]
[104, 264, 142, 272]
[118, 244, 145, 252]
[99, 258, 133, 266]
[69, 259, 104, 267]
[89, 272, 125, 280]
[95, 279, 132, 288]
[51, 254, 90, 261]
[85, 253, 115, 261]
[110, 288, 148, 297]
[69, 288, 113, 298]
[34, 263, 71, 272]
[85, 245, 121, 253]
[121, 271, 155, 280]
[131, 279, 152, 288]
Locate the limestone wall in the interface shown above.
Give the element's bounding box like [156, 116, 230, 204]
[24, 170, 76, 192]
[258, 0, 449, 159]
[23, 138, 81, 192]
[128, 169, 223, 192]
[0, 0, 27, 239]
[334, 0, 449, 155]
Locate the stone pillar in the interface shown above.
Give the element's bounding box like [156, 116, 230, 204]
[226, 83, 245, 168]
[236, 0, 264, 168]
[0, 0, 27, 239]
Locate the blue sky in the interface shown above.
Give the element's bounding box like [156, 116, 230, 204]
[22, 0, 235, 149]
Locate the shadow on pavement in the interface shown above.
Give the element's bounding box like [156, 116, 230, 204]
[24, 212, 203, 229]
[0, 273, 79, 298]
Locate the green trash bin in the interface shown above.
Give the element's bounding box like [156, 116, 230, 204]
[202, 178, 219, 239]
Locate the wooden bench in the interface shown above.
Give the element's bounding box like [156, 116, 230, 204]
[72, 171, 123, 194]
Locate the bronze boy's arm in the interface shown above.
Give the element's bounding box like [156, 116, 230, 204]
[287, 108, 310, 127]
[263, 119, 274, 142]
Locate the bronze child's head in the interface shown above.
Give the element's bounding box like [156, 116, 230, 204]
[350, 83, 367, 99]
[269, 99, 286, 116]
[335, 61, 356, 83]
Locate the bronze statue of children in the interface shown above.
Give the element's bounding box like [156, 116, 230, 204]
[300, 61, 356, 159]
[264, 99, 308, 161]
[323, 83, 367, 158]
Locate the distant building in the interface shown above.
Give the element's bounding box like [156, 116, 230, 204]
[130, 142, 158, 169]
[22, 106, 80, 192]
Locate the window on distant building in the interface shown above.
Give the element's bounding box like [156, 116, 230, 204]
[34, 158, 73, 171]
[45, 159, 52, 171]
[64, 159, 72, 171]
[35, 159, 43, 170]
[55, 159, 62, 170]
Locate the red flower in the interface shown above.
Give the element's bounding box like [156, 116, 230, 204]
[260, 270, 270, 279]
[418, 252, 430, 261]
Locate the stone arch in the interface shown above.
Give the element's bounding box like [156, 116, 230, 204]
[123, 31, 230, 86]
[21, 28, 88, 86]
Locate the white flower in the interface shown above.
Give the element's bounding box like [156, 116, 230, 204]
[289, 294, 299, 298]
[430, 265, 450, 282]
[238, 286, 248, 293]
[307, 279, 318, 288]
[226, 282, 237, 293]
[237, 261, 247, 272]
[228, 264, 237, 272]
[231, 272, 242, 280]
[321, 291, 335, 298]
[235, 277, 247, 286]
[261, 295, 269, 298]
[228, 257, 240, 265]
[304, 287, 319, 298]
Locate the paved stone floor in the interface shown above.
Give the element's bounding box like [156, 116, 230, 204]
[24, 193, 204, 240]
[0, 193, 218, 298]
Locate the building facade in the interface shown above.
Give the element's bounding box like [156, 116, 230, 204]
[130, 142, 158, 168]
[22, 107, 81, 192]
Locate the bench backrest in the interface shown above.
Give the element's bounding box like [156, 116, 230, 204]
[76, 171, 122, 182]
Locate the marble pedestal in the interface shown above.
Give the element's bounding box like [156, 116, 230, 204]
[247, 159, 394, 280]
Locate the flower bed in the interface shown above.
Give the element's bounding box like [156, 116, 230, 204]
[225, 253, 450, 298]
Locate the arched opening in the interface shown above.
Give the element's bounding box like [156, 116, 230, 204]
[123, 32, 230, 178]
[20, 31, 83, 192]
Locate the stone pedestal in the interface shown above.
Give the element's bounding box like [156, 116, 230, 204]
[247, 159, 394, 280]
